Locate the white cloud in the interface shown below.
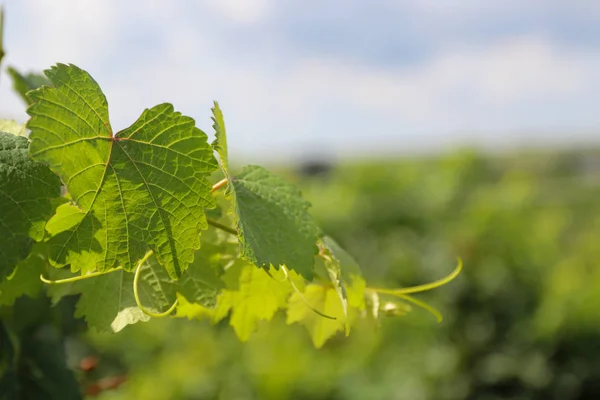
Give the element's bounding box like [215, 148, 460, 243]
[205, 0, 270, 24]
[3, 0, 600, 160]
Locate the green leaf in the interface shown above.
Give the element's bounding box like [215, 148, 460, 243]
[136, 254, 178, 316]
[73, 269, 150, 332]
[0, 7, 5, 67]
[211, 101, 229, 174]
[230, 165, 321, 279]
[73, 254, 179, 333]
[286, 284, 346, 348]
[321, 236, 366, 310]
[17, 326, 82, 400]
[7, 66, 50, 105]
[0, 120, 27, 137]
[0, 321, 18, 400]
[286, 237, 367, 347]
[72, 256, 176, 332]
[176, 242, 224, 308]
[0, 132, 61, 281]
[71, 250, 225, 332]
[0, 244, 46, 306]
[213, 263, 294, 341]
[27, 64, 218, 278]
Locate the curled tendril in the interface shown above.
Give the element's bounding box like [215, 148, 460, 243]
[370, 258, 463, 322]
[132, 250, 178, 318]
[371, 258, 462, 296]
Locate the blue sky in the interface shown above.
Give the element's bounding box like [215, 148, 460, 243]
[2, 0, 600, 162]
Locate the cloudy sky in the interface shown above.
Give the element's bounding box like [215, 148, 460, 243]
[2, 0, 600, 162]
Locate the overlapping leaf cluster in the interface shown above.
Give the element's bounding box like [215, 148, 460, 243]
[1, 63, 458, 349]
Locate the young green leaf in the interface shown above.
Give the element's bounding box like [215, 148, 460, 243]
[0, 7, 4, 67]
[0, 132, 61, 281]
[27, 64, 218, 278]
[213, 263, 297, 341]
[321, 236, 366, 310]
[0, 120, 27, 137]
[211, 101, 229, 174]
[286, 284, 346, 348]
[229, 165, 321, 279]
[7, 66, 50, 105]
[286, 237, 367, 346]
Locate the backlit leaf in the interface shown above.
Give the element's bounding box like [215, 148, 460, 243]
[0, 131, 60, 281]
[230, 165, 321, 279]
[27, 64, 218, 278]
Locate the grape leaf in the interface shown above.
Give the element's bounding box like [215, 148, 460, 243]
[73, 254, 178, 333]
[286, 284, 346, 348]
[7, 66, 50, 106]
[213, 263, 298, 341]
[316, 243, 349, 333]
[210, 105, 320, 278]
[27, 64, 218, 278]
[0, 120, 27, 137]
[211, 101, 229, 173]
[0, 244, 46, 306]
[287, 237, 367, 347]
[321, 236, 366, 310]
[0, 321, 18, 399]
[17, 325, 83, 400]
[229, 165, 321, 279]
[176, 242, 224, 308]
[73, 269, 149, 333]
[0, 132, 61, 281]
[69, 251, 224, 332]
[0, 7, 4, 67]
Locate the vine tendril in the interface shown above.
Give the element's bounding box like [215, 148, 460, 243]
[133, 250, 178, 318]
[40, 267, 123, 285]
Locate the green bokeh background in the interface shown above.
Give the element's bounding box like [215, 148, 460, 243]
[80, 149, 600, 400]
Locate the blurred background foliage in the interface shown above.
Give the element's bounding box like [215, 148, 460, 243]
[66, 149, 600, 400]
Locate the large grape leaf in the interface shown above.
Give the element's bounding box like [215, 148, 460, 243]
[229, 165, 321, 279]
[27, 64, 218, 278]
[0, 131, 61, 281]
[211, 106, 321, 279]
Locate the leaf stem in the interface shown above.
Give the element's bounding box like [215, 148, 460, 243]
[133, 250, 178, 318]
[40, 267, 123, 285]
[206, 218, 237, 235]
[211, 178, 228, 193]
